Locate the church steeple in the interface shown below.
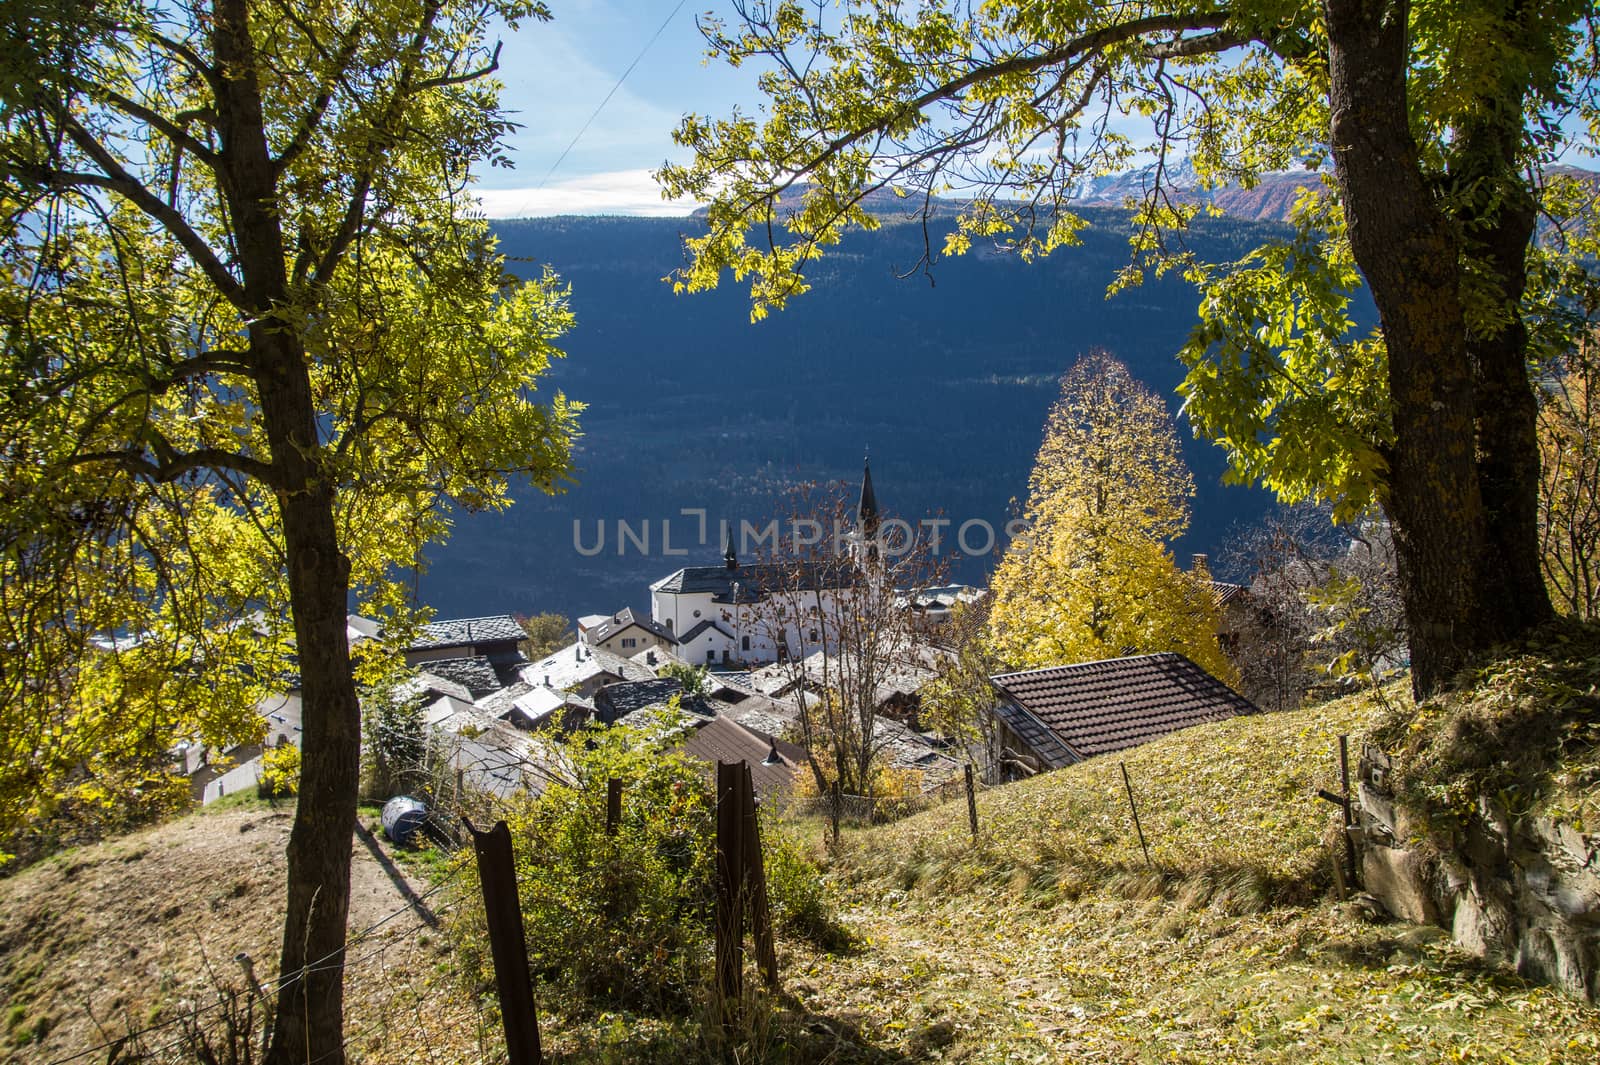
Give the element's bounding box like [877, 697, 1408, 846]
[723, 527, 738, 570]
[857, 452, 880, 540]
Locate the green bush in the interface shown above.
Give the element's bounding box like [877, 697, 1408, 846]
[503, 722, 717, 1012]
[761, 824, 850, 951]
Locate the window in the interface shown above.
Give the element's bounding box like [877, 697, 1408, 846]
[621, 638, 637, 649]
[664, 618, 673, 631]
[741, 635, 750, 651]
[809, 628, 819, 642]
[706, 650, 715, 663]
[693, 609, 702, 618]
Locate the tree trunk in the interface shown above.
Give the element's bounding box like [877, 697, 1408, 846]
[1449, 17, 1556, 635]
[1325, 0, 1490, 697]
[211, 3, 361, 1062]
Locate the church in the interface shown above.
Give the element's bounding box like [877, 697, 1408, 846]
[648, 458, 883, 667]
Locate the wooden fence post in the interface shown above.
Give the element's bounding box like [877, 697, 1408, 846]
[605, 777, 622, 835]
[829, 779, 841, 848]
[964, 763, 979, 840]
[714, 761, 745, 1024]
[465, 819, 542, 1065]
[740, 763, 780, 988]
[1120, 762, 1152, 869]
[1339, 735, 1359, 888]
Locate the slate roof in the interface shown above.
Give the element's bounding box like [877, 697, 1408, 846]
[678, 618, 734, 645]
[417, 656, 504, 698]
[990, 653, 1258, 766]
[521, 641, 656, 690]
[586, 607, 678, 646]
[409, 614, 526, 652]
[597, 678, 717, 727]
[651, 561, 849, 602]
[1206, 581, 1249, 607]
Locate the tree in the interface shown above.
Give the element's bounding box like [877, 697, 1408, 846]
[743, 478, 944, 795]
[0, 2, 579, 1061]
[919, 596, 1006, 775]
[1222, 503, 1406, 711]
[986, 351, 1235, 682]
[658, 0, 1600, 697]
[1538, 332, 1600, 619]
[518, 610, 573, 659]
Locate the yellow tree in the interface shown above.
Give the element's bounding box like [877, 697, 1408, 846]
[988, 351, 1235, 684]
[1538, 335, 1600, 619]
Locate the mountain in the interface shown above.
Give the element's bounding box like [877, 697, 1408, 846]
[1077, 166, 1327, 222]
[419, 208, 1326, 622]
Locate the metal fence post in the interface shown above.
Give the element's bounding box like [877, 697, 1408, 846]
[465, 819, 542, 1065]
[964, 763, 979, 839]
[1120, 761, 1152, 869]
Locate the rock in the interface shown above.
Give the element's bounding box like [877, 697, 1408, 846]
[1361, 843, 1443, 924]
[1355, 778, 1600, 1003]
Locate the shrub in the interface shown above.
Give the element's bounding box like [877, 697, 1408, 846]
[257, 744, 300, 798]
[501, 721, 717, 1012]
[762, 824, 850, 950]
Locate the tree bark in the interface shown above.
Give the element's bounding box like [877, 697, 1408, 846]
[1447, 1, 1556, 635]
[211, 3, 361, 1062]
[1325, 0, 1490, 697]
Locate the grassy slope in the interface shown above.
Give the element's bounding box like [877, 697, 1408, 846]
[760, 686, 1600, 1064]
[7, 679, 1599, 1064]
[0, 798, 474, 1065]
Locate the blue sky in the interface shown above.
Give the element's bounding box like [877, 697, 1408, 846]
[476, 1, 753, 217]
[477, 2, 1596, 219]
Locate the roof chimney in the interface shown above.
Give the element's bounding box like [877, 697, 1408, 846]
[762, 738, 783, 766]
[724, 527, 738, 570]
[1191, 553, 1210, 574]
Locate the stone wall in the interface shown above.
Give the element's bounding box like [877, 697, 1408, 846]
[1354, 747, 1600, 1001]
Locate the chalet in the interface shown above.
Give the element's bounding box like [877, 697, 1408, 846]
[989, 653, 1258, 776]
[579, 607, 679, 657]
[404, 614, 527, 671]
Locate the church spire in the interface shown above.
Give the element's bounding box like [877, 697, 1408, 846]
[857, 451, 880, 540]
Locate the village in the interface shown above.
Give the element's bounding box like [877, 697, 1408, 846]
[187, 461, 1261, 818]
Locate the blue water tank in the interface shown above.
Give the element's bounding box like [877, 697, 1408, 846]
[381, 795, 428, 845]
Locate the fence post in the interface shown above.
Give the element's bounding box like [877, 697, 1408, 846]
[605, 777, 622, 835]
[714, 761, 745, 1025]
[740, 762, 780, 989]
[829, 779, 841, 848]
[1339, 735, 1359, 888]
[1120, 762, 1152, 869]
[465, 819, 542, 1065]
[964, 763, 979, 840]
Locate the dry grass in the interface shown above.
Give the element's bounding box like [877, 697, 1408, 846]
[7, 675, 1600, 1063]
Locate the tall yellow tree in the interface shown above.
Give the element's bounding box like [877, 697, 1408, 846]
[987, 351, 1235, 684]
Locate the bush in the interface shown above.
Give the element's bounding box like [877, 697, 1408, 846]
[762, 824, 850, 950]
[501, 721, 717, 1012]
[257, 744, 300, 798]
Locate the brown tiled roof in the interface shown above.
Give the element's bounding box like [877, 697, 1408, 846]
[990, 653, 1257, 765]
[679, 715, 806, 798]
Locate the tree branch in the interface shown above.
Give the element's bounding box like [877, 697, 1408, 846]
[52, 119, 245, 306]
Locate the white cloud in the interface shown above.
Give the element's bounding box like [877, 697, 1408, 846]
[475, 169, 698, 218]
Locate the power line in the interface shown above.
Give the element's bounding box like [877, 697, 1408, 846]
[536, 0, 692, 189]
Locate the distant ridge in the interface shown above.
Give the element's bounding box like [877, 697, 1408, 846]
[690, 164, 1597, 227]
